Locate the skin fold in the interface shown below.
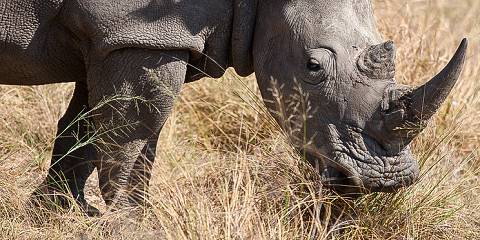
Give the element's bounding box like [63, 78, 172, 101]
[0, 0, 466, 215]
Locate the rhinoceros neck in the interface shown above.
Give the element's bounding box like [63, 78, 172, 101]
[229, 0, 258, 77]
[186, 0, 258, 81]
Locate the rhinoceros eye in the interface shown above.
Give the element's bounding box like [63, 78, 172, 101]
[307, 58, 323, 72]
[304, 49, 335, 85]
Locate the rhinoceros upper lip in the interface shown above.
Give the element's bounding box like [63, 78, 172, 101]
[304, 125, 418, 193]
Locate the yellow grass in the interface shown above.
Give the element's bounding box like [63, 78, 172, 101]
[0, 0, 479, 239]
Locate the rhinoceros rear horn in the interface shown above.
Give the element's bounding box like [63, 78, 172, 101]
[407, 38, 468, 125]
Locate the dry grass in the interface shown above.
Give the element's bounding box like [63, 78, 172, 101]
[1, 0, 479, 239]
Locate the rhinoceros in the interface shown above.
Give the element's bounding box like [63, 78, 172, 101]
[0, 0, 467, 215]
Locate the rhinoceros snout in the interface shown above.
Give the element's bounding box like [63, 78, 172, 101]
[316, 153, 419, 195]
[305, 126, 420, 195]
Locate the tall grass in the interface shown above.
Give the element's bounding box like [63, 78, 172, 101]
[0, 0, 479, 239]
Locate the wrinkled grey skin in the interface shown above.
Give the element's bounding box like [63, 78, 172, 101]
[0, 0, 466, 214]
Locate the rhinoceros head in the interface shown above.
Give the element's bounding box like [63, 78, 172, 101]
[251, 0, 467, 194]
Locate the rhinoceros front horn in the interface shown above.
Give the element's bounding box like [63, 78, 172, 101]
[383, 39, 468, 148]
[407, 38, 468, 126]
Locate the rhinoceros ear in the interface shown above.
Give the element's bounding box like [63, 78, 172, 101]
[231, 0, 258, 77]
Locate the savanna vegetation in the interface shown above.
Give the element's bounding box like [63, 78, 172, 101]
[0, 0, 479, 239]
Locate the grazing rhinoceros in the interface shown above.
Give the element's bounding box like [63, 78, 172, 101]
[0, 0, 467, 215]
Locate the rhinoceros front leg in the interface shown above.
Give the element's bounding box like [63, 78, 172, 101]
[87, 49, 188, 210]
[33, 81, 99, 216]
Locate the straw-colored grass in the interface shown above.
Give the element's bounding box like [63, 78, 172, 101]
[0, 0, 479, 239]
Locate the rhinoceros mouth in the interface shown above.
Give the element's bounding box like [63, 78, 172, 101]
[305, 125, 419, 194]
